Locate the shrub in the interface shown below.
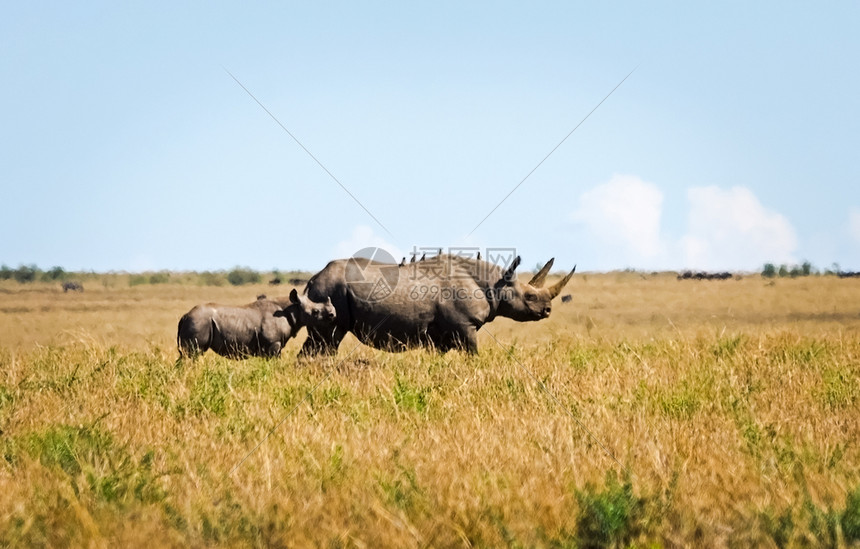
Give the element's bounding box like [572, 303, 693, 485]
[199, 271, 226, 286]
[227, 267, 261, 286]
[13, 264, 38, 283]
[149, 272, 170, 284]
[764, 262, 816, 278]
[42, 266, 66, 281]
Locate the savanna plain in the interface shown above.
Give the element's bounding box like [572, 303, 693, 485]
[0, 272, 858, 547]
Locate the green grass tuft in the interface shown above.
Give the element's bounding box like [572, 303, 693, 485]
[575, 471, 649, 548]
[393, 374, 430, 414]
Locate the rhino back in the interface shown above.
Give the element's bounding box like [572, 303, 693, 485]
[254, 300, 295, 346]
[211, 306, 266, 339]
[307, 257, 495, 349]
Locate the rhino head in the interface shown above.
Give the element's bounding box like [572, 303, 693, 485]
[494, 256, 575, 322]
[288, 288, 336, 327]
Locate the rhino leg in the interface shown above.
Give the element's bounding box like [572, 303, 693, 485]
[263, 341, 283, 358]
[208, 321, 227, 356]
[462, 328, 479, 354]
[260, 318, 290, 358]
[178, 340, 199, 360]
[299, 325, 344, 357]
[436, 325, 479, 354]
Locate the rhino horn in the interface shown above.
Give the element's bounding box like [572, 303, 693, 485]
[528, 257, 555, 287]
[547, 265, 576, 298]
[503, 255, 522, 282]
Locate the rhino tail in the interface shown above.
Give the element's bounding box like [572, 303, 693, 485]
[177, 311, 208, 360]
[177, 313, 191, 359]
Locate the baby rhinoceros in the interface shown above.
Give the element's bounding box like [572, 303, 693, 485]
[177, 289, 335, 360]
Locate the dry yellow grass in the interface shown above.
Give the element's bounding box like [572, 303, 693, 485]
[0, 273, 858, 547]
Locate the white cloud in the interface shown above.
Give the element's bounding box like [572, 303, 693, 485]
[850, 208, 860, 244]
[571, 176, 799, 271]
[680, 186, 797, 270]
[571, 174, 666, 266]
[332, 225, 404, 263]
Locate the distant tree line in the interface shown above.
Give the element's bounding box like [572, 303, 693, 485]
[3, 262, 857, 286]
[0, 264, 309, 287]
[0, 264, 69, 283]
[760, 261, 857, 278]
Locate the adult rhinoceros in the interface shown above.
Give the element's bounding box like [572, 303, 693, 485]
[299, 254, 574, 355]
[177, 289, 335, 359]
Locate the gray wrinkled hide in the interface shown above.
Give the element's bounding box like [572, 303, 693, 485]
[300, 254, 574, 355]
[177, 292, 334, 359]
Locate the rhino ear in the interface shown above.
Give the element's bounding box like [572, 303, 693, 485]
[503, 256, 522, 282]
[289, 288, 300, 304]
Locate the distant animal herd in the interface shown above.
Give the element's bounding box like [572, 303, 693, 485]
[676, 271, 734, 281]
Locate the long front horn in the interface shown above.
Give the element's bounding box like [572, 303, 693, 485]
[548, 265, 576, 298]
[528, 257, 555, 287]
[503, 255, 522, 281]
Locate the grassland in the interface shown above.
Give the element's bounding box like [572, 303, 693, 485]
[0, 273, 858, 547]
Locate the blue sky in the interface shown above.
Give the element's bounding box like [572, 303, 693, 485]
[2, 2, 858, 273]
